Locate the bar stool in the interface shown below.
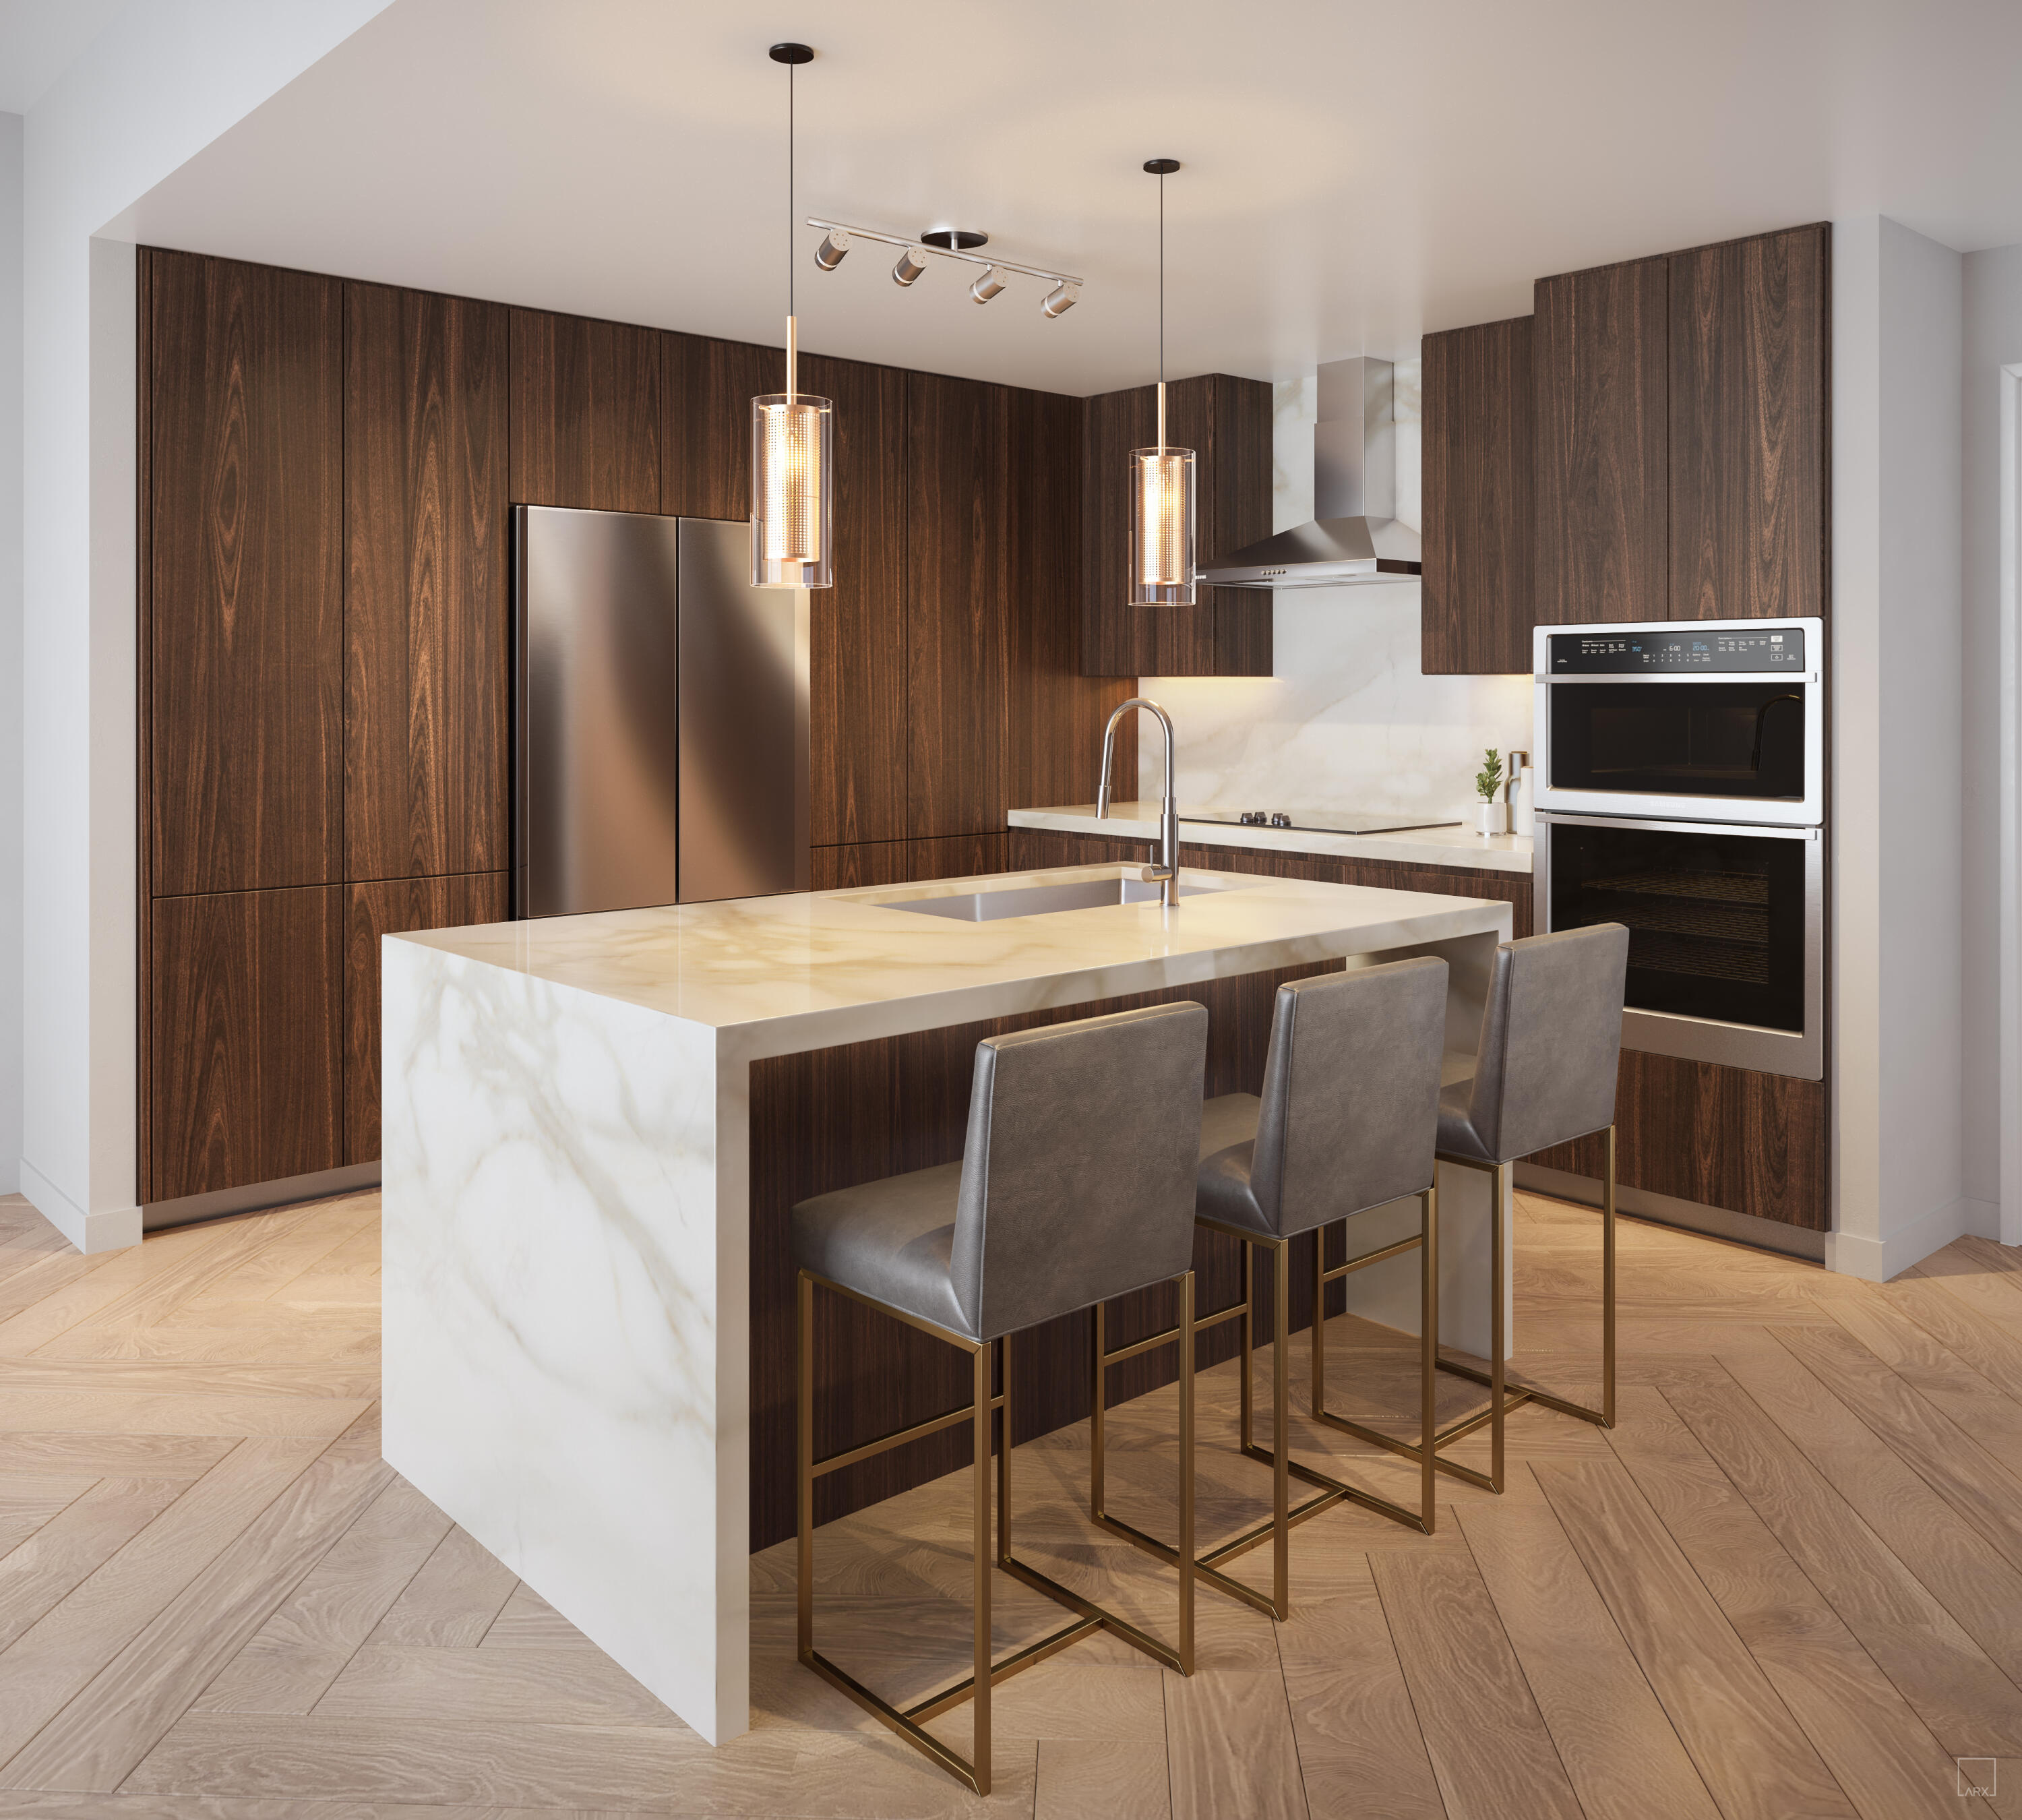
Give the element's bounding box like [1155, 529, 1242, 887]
[1427, 923, 1630, 1494]
[792, 1001, 1208, 1796]
[1103, 959, 1449, 1622]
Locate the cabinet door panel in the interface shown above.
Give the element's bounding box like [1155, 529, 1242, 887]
[908, 373, 1009, 840]
[1534, 257, 1669, 627]
[345, 874, 510, 1164]
[1669, 225, 1829, 621]
[346, 284, 510, 882]
[148, 252, 343, 897]
[1423, 316, 1535, 674]
[508, 309, 660, 512]
[809, 842, 911, 892]
[148, 887, 344, 1203]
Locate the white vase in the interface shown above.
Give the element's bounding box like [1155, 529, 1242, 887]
[1473, 800, 1508, 837]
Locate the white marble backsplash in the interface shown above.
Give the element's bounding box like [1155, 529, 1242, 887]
[1142, 367, 1533, 822]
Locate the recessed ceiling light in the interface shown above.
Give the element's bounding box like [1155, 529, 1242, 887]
[921, 228, 989, 251]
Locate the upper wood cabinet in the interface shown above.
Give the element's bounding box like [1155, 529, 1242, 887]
[344, 283, 510, 882]
[1533, 254, 1671, 630]
[1423, 224, 1830, 673]
[1078, 373, 1272, 678]
[146, 251, 344, 897]
[508, 309, 661, 512]
[1669, 225, 1829, 621]
[1421, 315, 1535, 674]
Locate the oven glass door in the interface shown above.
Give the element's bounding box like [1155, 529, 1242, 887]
[1548, 681, 1807, 803]
[1545, 819, 1807, 1033]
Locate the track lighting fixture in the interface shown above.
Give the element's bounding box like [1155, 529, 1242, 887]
[805, 215, 1082, 320]
[752, 43, 833, 590]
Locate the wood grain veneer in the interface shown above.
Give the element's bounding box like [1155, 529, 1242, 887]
[343, 873, 509, 1165]
[507, 309, 661, 512]
[1669, 224, 1830, 621]
[147, 887, 346, 1202]
[1533, 255, 1669, 628]
[344, 283, 510, 882]
[1422, 315, 1535, 674]
[146, 251, 344, 899]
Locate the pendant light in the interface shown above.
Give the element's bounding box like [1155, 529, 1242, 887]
[1129, 158, 1195, 608]
[752, 43, 833, 588]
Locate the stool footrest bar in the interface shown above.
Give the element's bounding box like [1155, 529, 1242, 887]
[813, 1391, 1006, 1479]
[1320, 1232, 1423, 1281]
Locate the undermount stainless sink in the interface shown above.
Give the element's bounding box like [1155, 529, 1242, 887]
[890, 874, 1239, 923]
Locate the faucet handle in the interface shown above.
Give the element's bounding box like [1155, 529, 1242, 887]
[1140, 864, 1175, 882]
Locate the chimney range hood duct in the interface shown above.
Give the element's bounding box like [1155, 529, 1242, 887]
[1198, 355, 1422, 590]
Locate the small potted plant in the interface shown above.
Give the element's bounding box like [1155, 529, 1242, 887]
[1473, 748, 1507, 836]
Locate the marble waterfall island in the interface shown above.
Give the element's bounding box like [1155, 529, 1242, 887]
[381, 863, 1513, 1745]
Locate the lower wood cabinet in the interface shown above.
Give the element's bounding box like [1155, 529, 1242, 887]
[809, 834, 1008, 891]
[344, 873, 510, 1165]
[146, 887, 346, 1203]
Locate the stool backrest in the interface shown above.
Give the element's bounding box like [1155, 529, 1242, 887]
[1248, 958, 1448, 1237]
[952, 1002, 1208, 1341]
[1462, 923, 1630, 1161]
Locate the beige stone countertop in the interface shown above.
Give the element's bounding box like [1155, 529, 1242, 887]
[1009, 802, 1534, 875]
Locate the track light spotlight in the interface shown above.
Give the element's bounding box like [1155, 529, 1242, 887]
[969, 266, 1006, 305]
[892, 245, 929, 287]
[1041, 281, 1080, 319]
[814, 228, 851, 270]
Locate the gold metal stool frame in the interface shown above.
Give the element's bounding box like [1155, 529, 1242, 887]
[1417, 1129, 1618, 1492]
[797, 1268, 1197, 1796]
[1093, 1188, 1438, 1622]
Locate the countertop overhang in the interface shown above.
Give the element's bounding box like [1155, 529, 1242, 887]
[1011, 802, 1533, 874]
[388, 862, 1513, 1059]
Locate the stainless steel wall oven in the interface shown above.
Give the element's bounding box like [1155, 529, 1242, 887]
[1533, 617, 1824, 1080]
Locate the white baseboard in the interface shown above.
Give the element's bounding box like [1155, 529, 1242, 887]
[19, 1158, 142, 1254]
[1824, 1196, 2000, 1282]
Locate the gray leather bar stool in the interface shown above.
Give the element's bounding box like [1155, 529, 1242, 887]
[1426, 923, 1630, 1495]
[1105, 959, 1448, 1622]
[792, 1001, 1207, 1796]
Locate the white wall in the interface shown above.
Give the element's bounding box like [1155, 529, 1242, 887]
[1961, 241, 2022, 1225]
[0, 114, 20, 1196]
[1142, 367, 1532, 818]
[1828, 216, 1980, 1280]
[19, 1, 392, 1251]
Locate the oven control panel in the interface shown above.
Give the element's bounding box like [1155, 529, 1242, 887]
[1548, 627, 1806, 673]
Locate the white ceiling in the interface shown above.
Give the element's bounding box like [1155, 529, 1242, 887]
[0, 0, 124, 113]
[94, 0, 2022, 395]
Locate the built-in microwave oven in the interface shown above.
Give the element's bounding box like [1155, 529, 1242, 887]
[1533, 617, 1822, 827]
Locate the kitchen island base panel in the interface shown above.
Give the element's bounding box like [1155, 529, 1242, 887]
[381, 866, 1512, 1746]
[381, 942, 751, 1745]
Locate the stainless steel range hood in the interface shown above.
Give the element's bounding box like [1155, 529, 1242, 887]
[1198, 356, 1421, 590]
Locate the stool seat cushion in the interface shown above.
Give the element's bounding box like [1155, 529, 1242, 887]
[1196, 1093, 1271, 1235]
[791, 1161, 973, 1341]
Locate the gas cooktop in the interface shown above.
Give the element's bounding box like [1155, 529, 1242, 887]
[1179, 808, 1463, 836]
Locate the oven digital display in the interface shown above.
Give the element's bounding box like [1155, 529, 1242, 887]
[1548, 628, 1806, 673]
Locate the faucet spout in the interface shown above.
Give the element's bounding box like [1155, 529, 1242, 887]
[1096, 696, 1180, 908]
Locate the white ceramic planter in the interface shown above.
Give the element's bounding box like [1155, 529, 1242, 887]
[1473, 800, 1508, 837]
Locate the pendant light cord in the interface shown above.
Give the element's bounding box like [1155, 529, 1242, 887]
[1157, 165, 1166, 454]
[786, 58, 795, 400]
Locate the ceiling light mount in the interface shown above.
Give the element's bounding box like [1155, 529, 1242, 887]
[805, 216, 1083, 318]
[767, 42, 814, 64]
[1143, 158, 1181, 175]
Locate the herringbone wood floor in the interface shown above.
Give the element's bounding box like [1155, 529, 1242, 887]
[0, 1184, 2019, 1815]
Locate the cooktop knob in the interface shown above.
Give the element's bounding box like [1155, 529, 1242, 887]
[1270, 812, 1292, 828]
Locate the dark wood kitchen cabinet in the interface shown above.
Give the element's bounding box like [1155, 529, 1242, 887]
[1421, 315, 1535, 674]
[1533, 253, 1670, 629]
[508, 308, 661, 513]
[1669, 224, 1830, 621]
[146, 887, 346, 1203]
[146, 251, 344, 899]
[345, 282, 510, 883]
[1078, 372, 1272, 679]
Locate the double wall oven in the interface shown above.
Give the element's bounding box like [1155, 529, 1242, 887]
[1533, 617, 1824, 1080]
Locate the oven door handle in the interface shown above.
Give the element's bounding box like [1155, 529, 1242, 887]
[1536, 810, 1819, 841]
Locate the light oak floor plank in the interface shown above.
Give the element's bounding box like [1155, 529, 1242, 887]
[364, 1523, 520, 1649]
[0, 1477, 188, 1654]
[1161, 1668, 1307, 1820]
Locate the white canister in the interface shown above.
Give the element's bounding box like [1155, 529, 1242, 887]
[1511, 760, 1535, 837]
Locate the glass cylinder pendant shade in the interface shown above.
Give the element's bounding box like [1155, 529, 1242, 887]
[1128, 445, 1196, 607]
[750, 393, 834, 588]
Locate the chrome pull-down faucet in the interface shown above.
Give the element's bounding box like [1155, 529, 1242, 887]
[1096, 696, 1180, 908]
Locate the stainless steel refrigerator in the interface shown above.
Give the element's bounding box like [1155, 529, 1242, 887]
[512, 507, 809, 917]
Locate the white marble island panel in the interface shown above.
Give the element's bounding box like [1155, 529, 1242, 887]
[381, 863, 1512, 1747]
